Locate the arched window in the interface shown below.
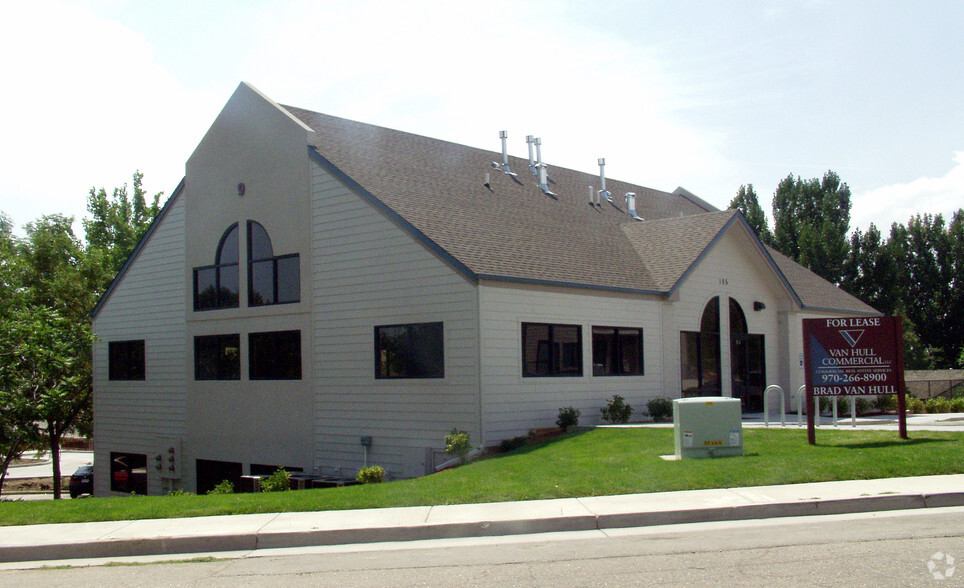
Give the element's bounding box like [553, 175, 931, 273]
[247, 221, 300, 306]
[193, 224, 240, 310]
[680, 297, 722, 396]
[729, 297, 747, 335]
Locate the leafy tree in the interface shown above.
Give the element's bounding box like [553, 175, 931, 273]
[6, 215, 104, 498]
[841, 223, 899, 315]
[729, 184, 773, 245]
[84, 171, 162, 275]
[771, 171, 851, 284]
[889, 213, 959, 368]
[0, 306, 93, 499]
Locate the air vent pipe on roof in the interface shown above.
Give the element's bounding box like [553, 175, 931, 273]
[625, 192, 642, 220]
[598, 158, 611, 202]
[492, 130, 517, 176]
[537, 163, 555, 196]
[526, 135, 537, 175]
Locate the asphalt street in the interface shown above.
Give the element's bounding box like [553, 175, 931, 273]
[1, 507, 960, 586]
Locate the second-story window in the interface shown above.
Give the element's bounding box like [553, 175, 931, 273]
[248, 221, 300, 306]
[193, 224, 240, 310]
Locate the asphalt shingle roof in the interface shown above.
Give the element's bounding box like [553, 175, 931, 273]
[284, 105, 876, 314]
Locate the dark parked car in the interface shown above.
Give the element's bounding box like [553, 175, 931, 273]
[69, 464, 93, 498]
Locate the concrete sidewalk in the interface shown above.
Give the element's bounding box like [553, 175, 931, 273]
[1, 474, 961, 566]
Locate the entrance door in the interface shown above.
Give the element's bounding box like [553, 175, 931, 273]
[731, 333, 765, 411]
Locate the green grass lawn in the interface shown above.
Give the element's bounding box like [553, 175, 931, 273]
[1, 427, 962, 527]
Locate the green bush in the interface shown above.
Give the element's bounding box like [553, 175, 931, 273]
[906, 396, 926, 413]
[356, 465, 385, 484]
[874, 394, 897, 413]
[260, 468, 291, 492]
[207, 479, 234, 495]
[646, 397, 673, 422]
[167, 488, 194, 497]
[839, 397, 873, 417]
[950, 397, 964, 413]
[445, 428, 472, 463]
[499, 436, 528, 453]
[556, 406, 581, 431]
[600, 395, 634, 424]
[925, 397, 951, 414]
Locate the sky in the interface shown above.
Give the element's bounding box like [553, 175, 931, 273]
[1, 0, 962, 238]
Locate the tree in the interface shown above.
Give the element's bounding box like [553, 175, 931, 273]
[84, 171, 162, 275]
[841, 223, 899, 316]
[889, 213, 959, 368]
[0, 306, 92, 498]
[771, 171, 851, 284]
[9, 215, 104, 498]
[729, 184, 773, 245]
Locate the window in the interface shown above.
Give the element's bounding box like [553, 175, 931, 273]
[108, 340, 145, 381]
[522, 322, 583, 377]
[248, 221, 300, 306]
[592, 327, 643, 376]
[374, 322, 444, 379]
[193, 224, 240, 310]
[110, 452, 147, 494]
[194, 334, 240, 380]
[680, 297, 721, 396]
[249, 330, 302, 380]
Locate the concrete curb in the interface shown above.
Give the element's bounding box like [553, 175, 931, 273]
[2, 489, 962, 564]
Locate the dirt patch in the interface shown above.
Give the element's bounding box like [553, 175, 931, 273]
[2, 476, 68, 494]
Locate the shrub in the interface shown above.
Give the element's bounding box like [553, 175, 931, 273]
[600, 394, 634, 424]
[646, 397, 673, 422]
[167, 488, 194, 497]
[207, 479, 234, 495]
[556, 406, 581, 431]
[925, 397, 951, 414]
[445, 428, 472, 463]
[356, 465, 385, 484]
[906, 396, 926, 413]
[874, 394, 897, 413]
[260, 468, 291, 492]
[499, 436, 529, 453]
[950, 397, 964, 413]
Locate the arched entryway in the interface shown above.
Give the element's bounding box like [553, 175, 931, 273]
[729, 298, 766, 411]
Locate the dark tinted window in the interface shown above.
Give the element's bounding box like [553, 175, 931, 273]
[193, 224, 240, 311]
[522, 323, 582, 377]
[249, 330, 302, 380]
[375, 322, 444, 379]
[592, 327, 643, 376]
[194, 334, 241, 380]
[108, 340, 145, 381]
[247, 221, 299, 307]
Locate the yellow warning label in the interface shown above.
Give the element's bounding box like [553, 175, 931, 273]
[703, 440, 723, 446]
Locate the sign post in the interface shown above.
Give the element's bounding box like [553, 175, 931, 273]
[802, 316, 907, 445]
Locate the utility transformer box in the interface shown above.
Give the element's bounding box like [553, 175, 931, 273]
[673, 397, 743, 459]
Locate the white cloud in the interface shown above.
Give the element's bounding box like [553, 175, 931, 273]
[851, 152, 964, 232]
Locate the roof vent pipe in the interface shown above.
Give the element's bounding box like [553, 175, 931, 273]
[493, 131, 517, 176]
[537, 163, 555, 195]
[598, 158, 611, 202]
[588, 185, 595, 206]
[625, 192, 642, 220]
[526, 135, 537, 175]
[534, 137, 544, 169]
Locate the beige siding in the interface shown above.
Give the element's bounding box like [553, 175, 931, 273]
[667, 225, 788, 400]
[310, 165, 480, 479]
[478, 281, 663, 444]
[92, 195, 187, 496]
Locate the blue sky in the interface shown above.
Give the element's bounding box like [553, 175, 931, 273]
[2, 1, 961, 236]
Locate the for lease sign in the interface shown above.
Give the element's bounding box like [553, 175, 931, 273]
[802, 316, 901, 396]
